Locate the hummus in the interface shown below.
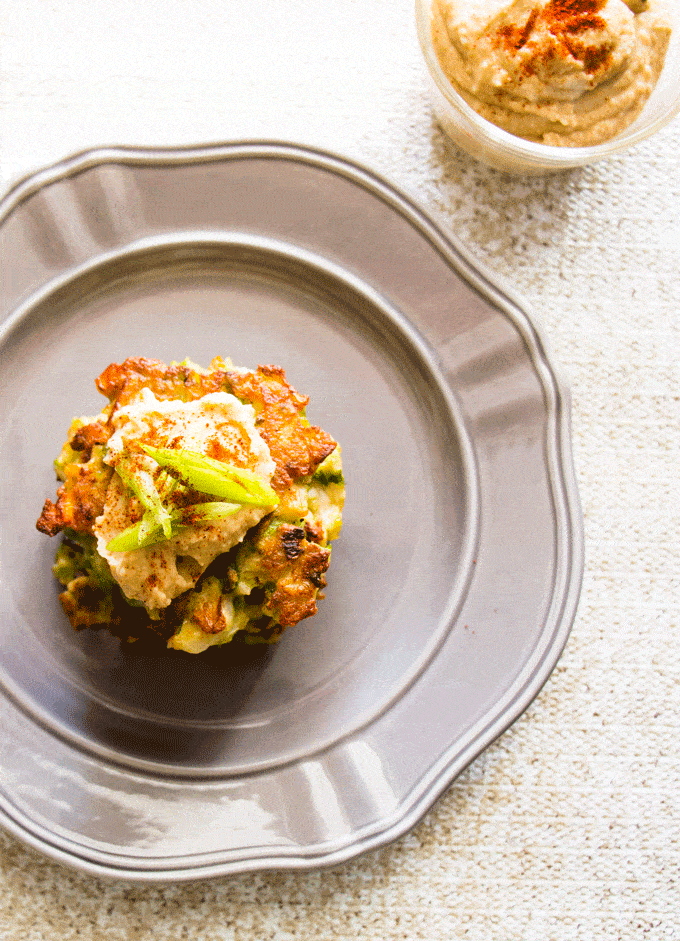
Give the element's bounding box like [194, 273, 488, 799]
[94, 389, 276, 610]
[431, 0, 672, 146]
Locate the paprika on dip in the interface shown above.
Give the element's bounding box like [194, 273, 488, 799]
[431, 0, 672, 146]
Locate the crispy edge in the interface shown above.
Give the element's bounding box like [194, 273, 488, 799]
[36, 497, 66, 536]
[96, 357, 229, 417]
[70, 421, 109, 456]
[226, 365, 337, 491]
[257, 522, 330, 627]
[36, 470, 110, 536]
[95, 359, 337, 490]
[36, 420, 113, 536]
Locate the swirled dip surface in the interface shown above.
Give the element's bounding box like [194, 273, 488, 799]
[432, 0, 672, 145]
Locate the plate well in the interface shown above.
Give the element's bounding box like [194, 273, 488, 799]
[0, 235, 476, 776]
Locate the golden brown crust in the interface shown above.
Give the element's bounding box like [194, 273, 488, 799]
[37, 414, 115, 537]
[94, 359, 337, 492]
[304, 518, 325, 544]
[36, 461, 111, 536]
[36, 498, 66, 536]
[96, 357, 228, 417]
[70, 421, 110, 456]
[255, 522, 330, 627]
[38, 357, 341, 647]
[226, 365, 337, 492]
[39, 358, 337, 537]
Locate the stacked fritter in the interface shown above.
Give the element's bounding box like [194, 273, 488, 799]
[37, 357, 344, 653]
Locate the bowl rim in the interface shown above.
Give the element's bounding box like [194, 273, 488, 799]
[415, 0, 680, 168]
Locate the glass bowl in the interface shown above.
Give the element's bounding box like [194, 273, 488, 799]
[415, 0, 680, 174]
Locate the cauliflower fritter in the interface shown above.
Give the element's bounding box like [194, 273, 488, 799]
[37, 357, 344, 653]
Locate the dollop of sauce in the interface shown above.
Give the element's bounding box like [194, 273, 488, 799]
[94, 389, 276, 611]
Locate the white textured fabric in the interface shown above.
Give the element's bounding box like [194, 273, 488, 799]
[1, 1, 679, 938]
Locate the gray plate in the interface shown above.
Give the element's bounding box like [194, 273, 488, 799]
[0, 142, 582, 881]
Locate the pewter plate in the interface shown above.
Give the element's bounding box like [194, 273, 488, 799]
[0, 143, 582, 881]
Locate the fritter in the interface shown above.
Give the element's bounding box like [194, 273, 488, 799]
[37, 357, 344, 653]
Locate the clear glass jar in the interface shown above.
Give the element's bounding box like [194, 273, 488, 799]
[415, 0, 680, 174]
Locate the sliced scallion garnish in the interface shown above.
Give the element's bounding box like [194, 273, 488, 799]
[106, 502, 241, 553]
[115, 457, 172, 538]
[141, 445, 278, 507]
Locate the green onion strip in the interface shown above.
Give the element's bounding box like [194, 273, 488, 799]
[106, 503, 242, 553]
[115, 458, 172, 538]
[106, 447, 277, 553]
[141, 445, 278, 506]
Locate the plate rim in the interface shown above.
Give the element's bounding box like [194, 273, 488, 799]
[0, 140, 584, 881]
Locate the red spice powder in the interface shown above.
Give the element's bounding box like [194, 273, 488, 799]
[495, 0, 613, 76]
[499, 8, 539, 50]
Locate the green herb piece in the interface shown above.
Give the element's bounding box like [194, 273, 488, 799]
[54, 530, 117, 589]
[106, 502, 241, 553]
[141, 446, 278, 507]
[115, 457, 172, 538]
[311, 449, 343, 487]
[313, 467, 344, 486]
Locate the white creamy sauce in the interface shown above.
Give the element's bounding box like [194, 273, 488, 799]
[94, 389, 276, 610]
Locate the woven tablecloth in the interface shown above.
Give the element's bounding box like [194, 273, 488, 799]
[1, 2, 678, 938]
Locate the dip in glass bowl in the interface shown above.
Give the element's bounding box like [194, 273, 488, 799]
[416, 0, 680, 173]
